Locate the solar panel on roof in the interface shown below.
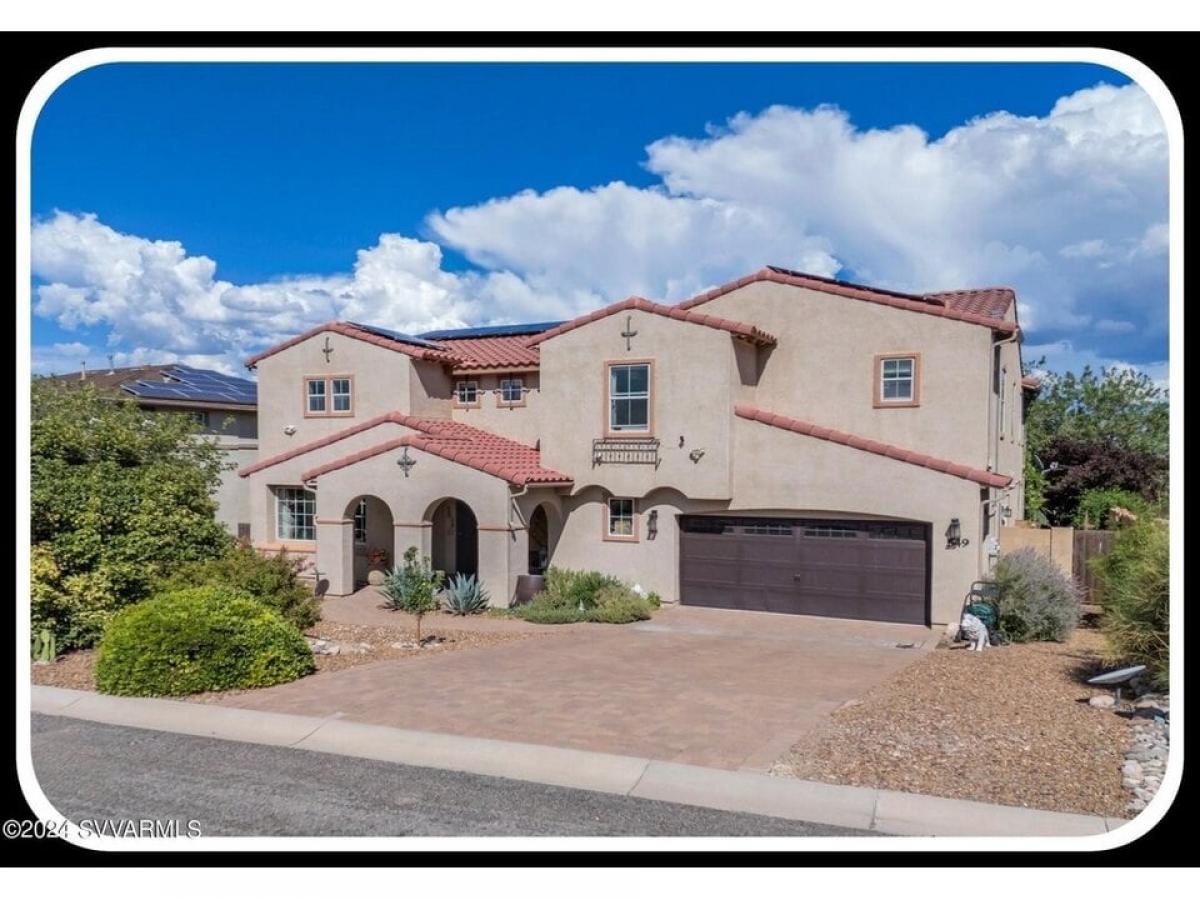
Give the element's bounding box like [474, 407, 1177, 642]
[121, 366, 257, 404]
[345, 321, 445, 349]
[417, 321, 564, 340]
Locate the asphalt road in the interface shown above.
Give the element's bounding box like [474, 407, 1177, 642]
[30, 714, 872, 837]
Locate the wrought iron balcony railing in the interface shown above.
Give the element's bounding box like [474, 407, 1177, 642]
[592, 437, 660, 467]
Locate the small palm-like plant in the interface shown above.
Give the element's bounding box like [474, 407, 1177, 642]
[379, 546, 444, 642]
[443, 573, 490, 615]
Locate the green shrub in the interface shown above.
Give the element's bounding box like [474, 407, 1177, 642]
[1092, 519, 1169, 689]
[443, 573, 490, 615]
[380, 547, 444, 641]
[1072, 487, 1150, 529]
[156, 544, 320, 630]
[988, 547, 1081, 642]
[511, 571, 657, 625]
[31, 545, 145, 652]
[94, 586, 314, 696]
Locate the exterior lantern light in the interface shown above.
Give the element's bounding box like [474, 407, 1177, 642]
[647, 509, 658, 540]
[946, 518, 969, 548]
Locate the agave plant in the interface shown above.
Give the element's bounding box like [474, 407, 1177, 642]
[443, 573, 490, 615]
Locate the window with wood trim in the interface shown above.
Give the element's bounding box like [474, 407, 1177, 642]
[607, 362, 651, 433]
[875, 354, 920, 407]
[499, 377, 524, 406]
[275, 487, 316, 541]
[606, 497, 637, 539]
[305, 376, 353, 416]
[455, 380, 479, 406]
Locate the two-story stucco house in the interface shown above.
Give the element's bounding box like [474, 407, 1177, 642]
[240, 267, 1034, 627]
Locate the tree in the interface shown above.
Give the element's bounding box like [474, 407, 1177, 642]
[379, 546, 444, 642]
[1024, 364, 1169, 524]
[30, 380, 232, 650]
[1038, 436, 1166, 527]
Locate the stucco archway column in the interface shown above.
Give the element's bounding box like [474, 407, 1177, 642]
[316, 517, 354, 597]
[393, 521, 431, 566]
[477, 523, 524, 607]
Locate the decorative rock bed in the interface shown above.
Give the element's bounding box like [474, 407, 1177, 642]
[1121, 694, 1169, 814]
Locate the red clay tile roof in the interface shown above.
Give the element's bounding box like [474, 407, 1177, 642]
[300, 421, 571, 486]
[438, 335, 541, 371]
[1021, 375, 1042, 391]
[735, 405, 1012, 488]
[680, 267, 1017, 333]
[926, 287, 1016, 320]
[245, 322, 462, 368]
[526, 296, 777, 348]
[239, 410, 570, 486]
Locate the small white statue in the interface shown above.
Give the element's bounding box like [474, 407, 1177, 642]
[960, 612, 990, 652]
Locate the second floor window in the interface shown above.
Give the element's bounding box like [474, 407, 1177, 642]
[608, 362, 651, 433]
[455, 380, 479, 406]
[499, 378, 524, 405]
[306, 376, 354, 416]
[875, 355, 919, 406]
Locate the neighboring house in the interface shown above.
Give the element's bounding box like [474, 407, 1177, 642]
[42, 364, 258, 536]
[240, 267, 1034, 627]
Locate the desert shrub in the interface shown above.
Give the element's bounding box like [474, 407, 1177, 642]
[1072, 487, 1150, 530]
[380, 547, 444, 640]
[156, 543, 320, 630]
[31, 545, 146, 652]
[511, 572, 657, 625]
[443, 573, 490, 615]
[988, 547, 1081, 642]
[1092, 519, 1169, 689]
[94, 586, 313, 696]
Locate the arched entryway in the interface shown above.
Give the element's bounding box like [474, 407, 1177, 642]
[528, 503, 558, 575]
[345, 495, 395, 589]
[428, 498, 478, 579]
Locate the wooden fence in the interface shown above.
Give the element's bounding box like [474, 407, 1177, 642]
[1073, 529, 1116, 604]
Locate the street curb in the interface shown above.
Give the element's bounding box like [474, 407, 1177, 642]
[31, 686, 1126, 837]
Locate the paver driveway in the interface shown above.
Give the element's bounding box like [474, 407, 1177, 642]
[222, 603, 934, 771]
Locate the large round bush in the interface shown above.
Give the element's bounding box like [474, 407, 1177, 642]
[989, 547, 1081, 643]
[95, 586, 314, 696]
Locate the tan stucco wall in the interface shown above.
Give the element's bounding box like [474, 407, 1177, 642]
[537, 313, 738, 500]
[252, 330, 438, 458]
[212, 442, 257, 535]
[450, 371, 543, 445]
[694, 280, 998, 472]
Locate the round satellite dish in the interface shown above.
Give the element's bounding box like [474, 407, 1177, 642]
[1087, 664, 1147, 686]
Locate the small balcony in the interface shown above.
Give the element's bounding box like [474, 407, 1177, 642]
[592, 436, 660, 468]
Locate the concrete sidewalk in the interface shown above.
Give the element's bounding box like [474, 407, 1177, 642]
[29, 686, 1128, 838]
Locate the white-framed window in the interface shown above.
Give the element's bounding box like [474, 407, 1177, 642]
[275, 487, 316, 541]
[606, 497, 636, 539]
[332, 377, 353, 413]
[499, 377, 524, 405]
[878, 356, 916, 403]
[455, 380, 479, 405]
[608, 362, 651, 432]
[306, 378, 327, 413]
[353, 497, 368, 544]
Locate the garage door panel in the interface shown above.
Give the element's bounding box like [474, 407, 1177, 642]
[680, 516, 928, 625]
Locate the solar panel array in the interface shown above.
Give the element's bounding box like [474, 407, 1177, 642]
[121, 365, 257, 405]
[345, 321, 445, 350]
[418, 321, 565, 340]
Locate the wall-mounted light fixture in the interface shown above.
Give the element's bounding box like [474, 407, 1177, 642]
[945, 518, 969, 549]
[283, 424, 297, 435]
[647, 509, 658, 540]
[688, 448, 705, 463]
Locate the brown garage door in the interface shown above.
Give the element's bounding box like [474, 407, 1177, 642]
[679, 516, 929, 625]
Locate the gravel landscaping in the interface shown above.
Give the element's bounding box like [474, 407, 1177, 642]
[31, 619, 547, 698]
[771, 624, 1137, 818]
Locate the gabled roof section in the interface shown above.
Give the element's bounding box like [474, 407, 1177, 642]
[925, 287, 1016, 320]
[680, 267, 1017, 334]
[735, 405, 1012, 488]
[244, 322, 463, 368]
[239, 410, 571, 486]
[526, 296, 777, 348]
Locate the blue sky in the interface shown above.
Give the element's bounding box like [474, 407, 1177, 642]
[30, 62, 1167, 381]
